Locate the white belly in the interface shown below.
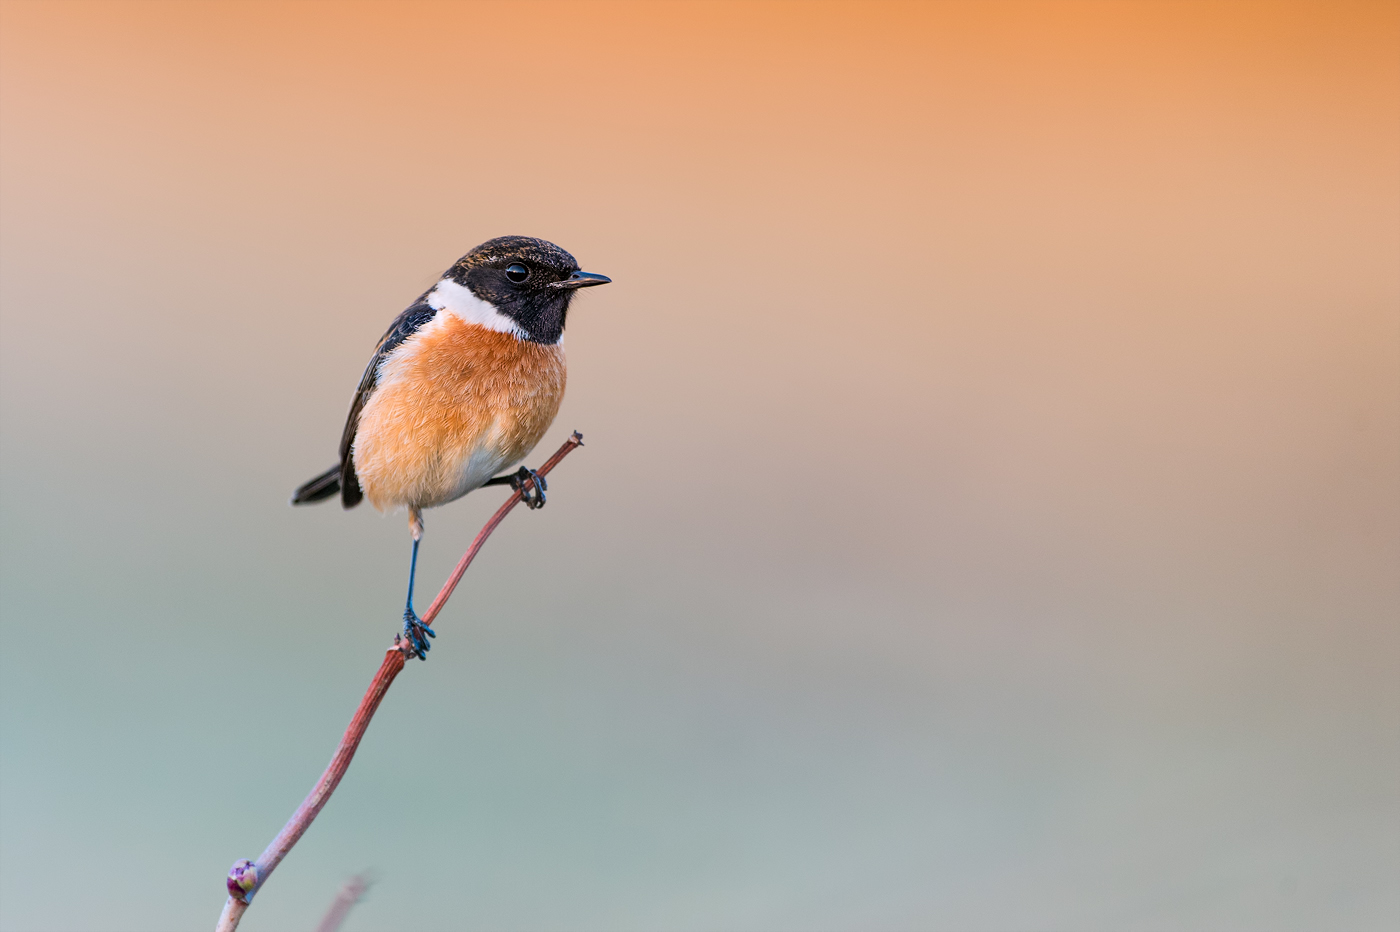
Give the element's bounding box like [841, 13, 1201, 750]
[441, 431, 518, 505]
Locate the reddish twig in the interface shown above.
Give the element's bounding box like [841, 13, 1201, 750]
[215, 432, 585, 932]
[420, 431, 584, 627]
[314, 872, 373, 932]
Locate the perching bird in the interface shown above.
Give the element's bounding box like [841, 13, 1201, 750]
[291, 236, 610, 658]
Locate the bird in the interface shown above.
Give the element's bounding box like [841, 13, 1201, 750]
[291, 235, 610, 658]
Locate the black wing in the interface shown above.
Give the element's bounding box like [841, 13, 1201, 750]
[335, 299, 438, 508]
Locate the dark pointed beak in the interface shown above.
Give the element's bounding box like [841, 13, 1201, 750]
[549, 270, 612, 290]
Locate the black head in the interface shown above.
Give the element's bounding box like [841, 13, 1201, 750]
[443, 236, 610, 344]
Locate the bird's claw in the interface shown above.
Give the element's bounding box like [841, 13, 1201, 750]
[402, 608, 436, 660]
[510, 466, 547, 509]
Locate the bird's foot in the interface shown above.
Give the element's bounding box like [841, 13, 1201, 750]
[510, 466, 547, 509]
[401, 608, 436, 660]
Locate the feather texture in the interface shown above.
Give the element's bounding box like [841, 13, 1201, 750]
[335, 300, 438, 508]
[290, 465, 341, 504]
[351, 310, 566, 511]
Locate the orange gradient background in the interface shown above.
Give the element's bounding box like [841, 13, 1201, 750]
[1, 2, 1397, 930]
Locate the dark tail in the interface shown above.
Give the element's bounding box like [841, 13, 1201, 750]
[292, 465, 341, 505]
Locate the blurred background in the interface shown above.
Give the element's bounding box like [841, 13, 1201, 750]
[1, 2, 1396, 930]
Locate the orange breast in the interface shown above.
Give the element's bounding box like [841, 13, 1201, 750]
[352, 312, 566, 511]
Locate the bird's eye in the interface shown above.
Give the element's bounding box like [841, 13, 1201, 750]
[505, 263, 530, 283]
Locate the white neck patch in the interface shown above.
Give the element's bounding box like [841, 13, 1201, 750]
[426, 279, 526, 339]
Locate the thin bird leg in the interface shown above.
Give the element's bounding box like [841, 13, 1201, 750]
[401, 508, 435, 660]
[484, 466, 548, 509]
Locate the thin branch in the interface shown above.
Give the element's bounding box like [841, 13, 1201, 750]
[420, 431, 585, 627]
[216, 432, 585, 932]
[314, 872, 373, 932]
